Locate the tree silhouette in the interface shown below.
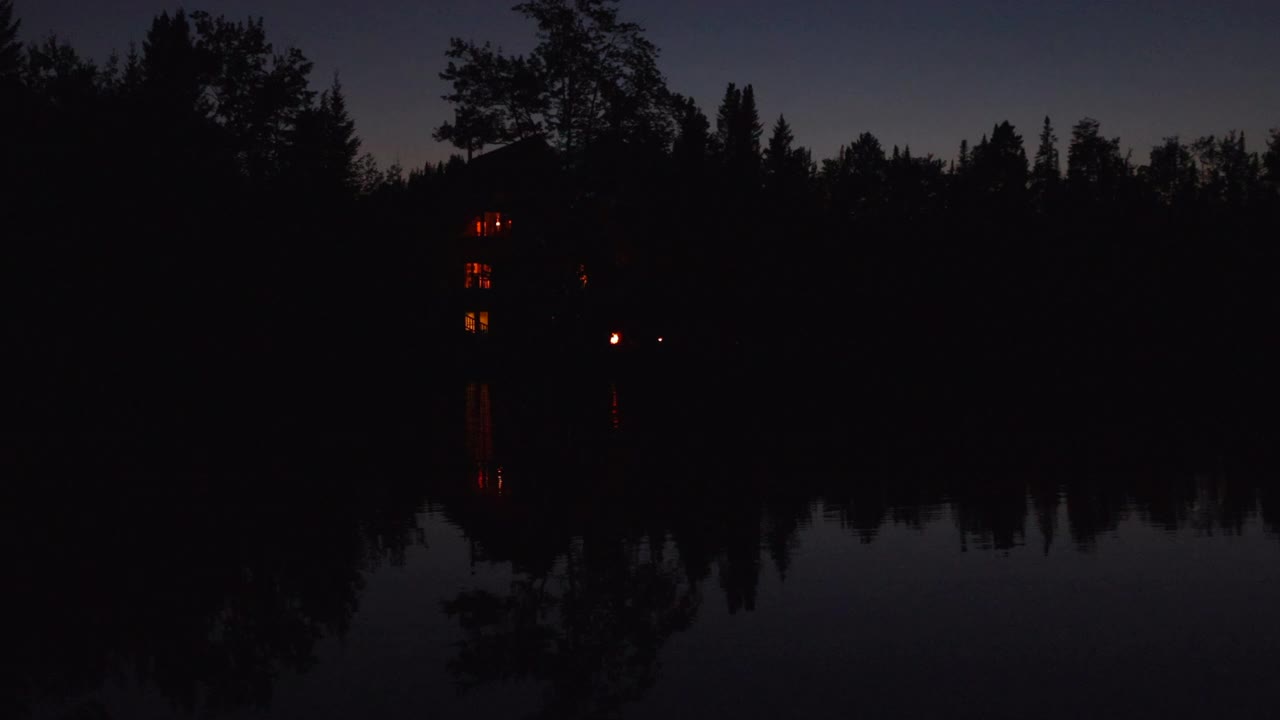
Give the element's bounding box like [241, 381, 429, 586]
[1031, 116, 1060, 205]
[824, 131, 888, 218]
[435, 0, 671, 161]
[763, 113, 813, 201]
[970, 120, 1028, 203]
[1192, 131, 1260, 207]
[22, 35, 101, 105]
[192, 11, 316, 186]
[1265, 127, 1280, 195]
[0, 0, 21, 80]
[1144, 136, 1198, 207]
[763, 114, 795, 181]
[671, 93, 712, 173]
[289, 75, 362, 198]
[10, 0, 1280, 450]
[140, 10, 208, 119]
[1067, 117, 1124, 203]
[434, 39, 541, 157]
[714, 81, 763, 195]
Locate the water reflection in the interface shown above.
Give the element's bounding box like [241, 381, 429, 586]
[444, 537, 698, 719]
[7, 387, 1280, 719]
[4, 443, 429, 720]
[465, 382, 501, 492]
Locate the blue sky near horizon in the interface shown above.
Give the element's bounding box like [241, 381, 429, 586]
[14, 0, 1280, 171]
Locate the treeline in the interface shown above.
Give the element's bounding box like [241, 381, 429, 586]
[429, 0, 1280, 417]
[1, 3, 428, 427]
[6, 0, 1280, 427]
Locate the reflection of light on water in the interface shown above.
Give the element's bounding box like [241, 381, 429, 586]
[465, 383, 496, 489]
[609, 383, 621, 430]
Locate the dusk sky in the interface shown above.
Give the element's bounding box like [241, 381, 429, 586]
[17, 0, 1280, 171]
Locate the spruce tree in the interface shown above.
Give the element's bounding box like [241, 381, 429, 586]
[715, 81, 763, 192]
[737, 84, 763, 159]
[672, 95, 711, 171]
[715, 82, 741, 157]
[764, 114, 795, 181]
[1032, 116, 1060, 187]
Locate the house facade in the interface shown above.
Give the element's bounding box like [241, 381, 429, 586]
[440, 137, 668, 372]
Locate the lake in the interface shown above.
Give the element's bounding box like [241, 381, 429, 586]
[10, 377, 1280, 719]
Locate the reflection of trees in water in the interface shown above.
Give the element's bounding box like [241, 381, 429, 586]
[951, 474, 1031, 552]
[436, 449, 1280, 720]
[10, 418, 1280, 720]
[435, 379, 1280, 718]
[438, 493, 814, 717]
[3, 446, 429, 719]
[445, 537, 698, 720]
[831, 471, 1274, 553]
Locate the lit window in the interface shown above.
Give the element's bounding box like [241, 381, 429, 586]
[577, 263, 588, 288]
[465, 311, 490, 334]
[472, 212, 513, 237]
[465, 262, 493, 289]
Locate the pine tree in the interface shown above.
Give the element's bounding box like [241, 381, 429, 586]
[320, 75, 360, 191]
[1032, 116, 1060, 187]
[0, 0, 21, 80]
[763, 114, 795, 181]
[737, 84, 763, 159]
[672, 94, 711, 169]
[291, 74, 361, 196]
[763, 114, 811, 201]
[715, 82, 741, 155]
[714, 81, 763, 192]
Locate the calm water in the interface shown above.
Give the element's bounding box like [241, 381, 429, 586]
[10, 379, 1280, 719]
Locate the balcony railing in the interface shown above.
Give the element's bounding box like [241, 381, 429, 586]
[470, 212, 513, 238]
[464, 311, 491, 334]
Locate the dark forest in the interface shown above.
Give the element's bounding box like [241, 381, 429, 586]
[9, 3, 1280, 719]
[5, 0, 1280, 430]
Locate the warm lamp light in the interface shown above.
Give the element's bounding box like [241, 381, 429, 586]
[610, 332, 621, 346]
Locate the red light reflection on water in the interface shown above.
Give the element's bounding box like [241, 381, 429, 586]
[465, 383, 498, 490]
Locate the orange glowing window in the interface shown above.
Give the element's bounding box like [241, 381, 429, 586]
[472, 212, 512, 237]
[465, 262, 492, 289]
[465, 311, 491, 334]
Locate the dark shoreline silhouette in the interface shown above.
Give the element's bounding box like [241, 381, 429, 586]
[2, 1, 1278, 430]
[4, 4, 1280, 716]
